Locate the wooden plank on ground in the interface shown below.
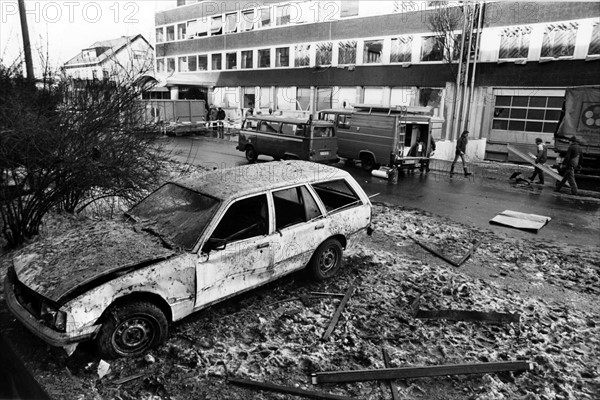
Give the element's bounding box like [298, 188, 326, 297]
[456, 240, 481, 266]
[506, 144, 564, 182]
[410, 237, 459, 267]
[415, 309, 521, 324]
[322, 284, 355, 340]
[229, 377, 357, 400]
[381, 348, 401, 400]
[311, 361, 532, 384]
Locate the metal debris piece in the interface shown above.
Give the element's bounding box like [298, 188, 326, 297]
[110, 373, 146, 386]
[416, 309, 520, 324]
[322, 284, 355, 340]
[311, 361, 533, 384]
[381, 348, 401, 400]
[410, 237, 460, 267]
[410, 296, 520, 324]
[456, 240, 481, 266]
[229, 377, 357, 400]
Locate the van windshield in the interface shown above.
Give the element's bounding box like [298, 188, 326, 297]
[128, 183, 220, 250]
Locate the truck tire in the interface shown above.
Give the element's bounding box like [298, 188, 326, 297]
[96, 301, 168, 359]
[245, 146, 258, 163]
[307, 238, 343, 281]
[360, 154, 376, 172]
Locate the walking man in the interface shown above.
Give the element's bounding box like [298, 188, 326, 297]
[529, 138, 548, 184]
[555, 136, 581, 195]
[450, 130, 472, 177]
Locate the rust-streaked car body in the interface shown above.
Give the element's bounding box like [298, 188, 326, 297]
[5, 161, 372, 352]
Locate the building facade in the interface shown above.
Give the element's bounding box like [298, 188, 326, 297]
[63, 34, 154, 84]
[153, 1, 599, 161]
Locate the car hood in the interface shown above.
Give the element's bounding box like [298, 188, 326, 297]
[12, 219, 177, 303]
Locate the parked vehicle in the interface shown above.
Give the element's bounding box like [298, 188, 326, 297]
[318, 105, 444, 171]
[554, 86, 600, 175]
[5, 161, 372, 358]
[236, 115, 338, 163]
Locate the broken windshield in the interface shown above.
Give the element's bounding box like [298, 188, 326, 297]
[128, 183, 221, 251]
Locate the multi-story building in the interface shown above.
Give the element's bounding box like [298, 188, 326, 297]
[153, 1, 599, 160]
[63, 34, 154, 84]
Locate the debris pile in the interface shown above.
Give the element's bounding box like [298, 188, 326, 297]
[1, 203, 598, 400]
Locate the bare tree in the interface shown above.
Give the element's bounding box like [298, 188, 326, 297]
[0, 62, 167, 248]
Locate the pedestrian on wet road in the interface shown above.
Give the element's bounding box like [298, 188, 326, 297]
[529, 138, 548, 184]
[555, 135, 581, 195]
[450, 130, 472, 177]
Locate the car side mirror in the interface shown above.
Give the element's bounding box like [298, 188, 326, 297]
[205, 238, 227, 252]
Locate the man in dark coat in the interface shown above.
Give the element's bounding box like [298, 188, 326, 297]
[216, 107, 226, 137]
[555, 136, 581, 195]
[529, 138, 548, 184]
[450, 130, 471, 177]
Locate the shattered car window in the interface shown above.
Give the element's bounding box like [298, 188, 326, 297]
[128, 183, 220, 250]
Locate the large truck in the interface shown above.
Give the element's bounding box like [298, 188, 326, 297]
[318, 104, 444, 171]
[554, 86, 600, 175]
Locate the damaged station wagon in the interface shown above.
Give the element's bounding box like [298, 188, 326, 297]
[5, 161, 372, 358]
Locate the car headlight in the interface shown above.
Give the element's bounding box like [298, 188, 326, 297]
[40, 302, 67, 332]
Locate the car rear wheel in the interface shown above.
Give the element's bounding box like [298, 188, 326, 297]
[96, 301, 168, 359]
[245, 147, 258, 163]
[308, 238, 343, 281]
[360, 154, 375, 172]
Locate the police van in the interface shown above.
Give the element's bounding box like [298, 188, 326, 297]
[236, 115, 338, 164]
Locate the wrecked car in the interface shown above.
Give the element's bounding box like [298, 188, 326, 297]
[5, 161, 373, 358]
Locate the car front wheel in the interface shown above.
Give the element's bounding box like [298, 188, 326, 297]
[96, 301, 168, 359]
[308, 238, 343, 281]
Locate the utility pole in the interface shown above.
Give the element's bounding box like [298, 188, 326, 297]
[18, 0, 35, 81]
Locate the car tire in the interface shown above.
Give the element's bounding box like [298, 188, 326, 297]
[246, 147, 258, 163]
[308, 238, 343, 281]
[96, 301, 168, 359]
[360, 154, 375, 172]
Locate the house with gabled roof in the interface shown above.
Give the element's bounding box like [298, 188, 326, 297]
[62, 34, 154, 83]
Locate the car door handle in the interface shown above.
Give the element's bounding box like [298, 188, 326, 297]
[315, 224, 325, 230]
[257, 242, 270, 249]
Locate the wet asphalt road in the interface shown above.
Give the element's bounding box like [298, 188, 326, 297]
[163, 136, 600, 248]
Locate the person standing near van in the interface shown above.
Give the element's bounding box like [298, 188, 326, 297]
[450, 130, 472, 177]
[555, 136, 581, 195]
[528, 138, 547, 184]
[216, 107, 226, 138]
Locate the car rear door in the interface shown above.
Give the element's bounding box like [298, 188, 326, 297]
[270, 184, 329, 273]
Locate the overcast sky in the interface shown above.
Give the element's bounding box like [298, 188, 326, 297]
[0, 0, 172, 72]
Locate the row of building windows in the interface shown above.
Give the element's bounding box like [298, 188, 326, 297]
[164, 1, 453, 41]
[156, 20, 600, 74]
[208, 85, 441, 114]
[157, 1, 364, 43]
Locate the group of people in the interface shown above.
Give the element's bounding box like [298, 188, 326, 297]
[207, 105, 227, 137]
[419, 129, 581, 195]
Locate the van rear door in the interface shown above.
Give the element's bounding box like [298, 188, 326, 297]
[310, 124, 338, 163]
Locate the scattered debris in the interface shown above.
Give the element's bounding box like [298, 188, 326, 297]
[381, 348, 401, 400]
[229, 377, 357, 400]
[489, 210, 551, 232]
[97, 360, 110, 379]
[322, 283, 355, 340]
[311, 361, 533, 384]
